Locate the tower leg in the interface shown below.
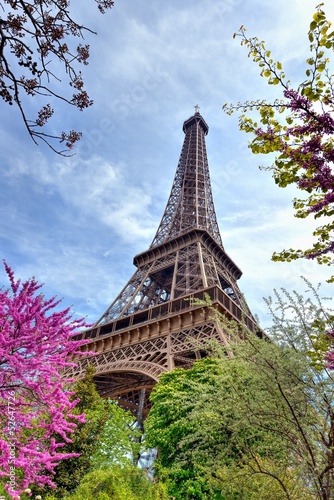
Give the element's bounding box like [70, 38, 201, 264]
[132, 388, 146, 467]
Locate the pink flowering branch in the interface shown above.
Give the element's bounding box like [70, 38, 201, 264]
[252, 87, 334, 262]
[0, 261, 91, 497]
[223, 6, 334, 274]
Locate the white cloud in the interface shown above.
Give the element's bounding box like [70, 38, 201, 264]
[4, 151, 157, 243]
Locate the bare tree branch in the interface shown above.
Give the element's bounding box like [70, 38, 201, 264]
[0, 0, 114, 155]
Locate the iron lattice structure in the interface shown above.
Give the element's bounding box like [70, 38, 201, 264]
[69, 111, 260, 418]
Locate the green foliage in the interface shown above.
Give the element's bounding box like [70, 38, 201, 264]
[223, 4, 334, 274]
[41, 466, 168, 500]
[212, 460, 313, 500]
[0, 484, 9, 499]
[264, 278, 334, 368]
[63, 466, 149, 500]
[145, 352, 309, 499]
[42, 365, 112, 497]
[90, 402, 142, 469]
[145, 282, 334, 499]
[33, 366, 143, 498]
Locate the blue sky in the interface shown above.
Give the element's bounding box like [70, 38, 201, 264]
[1, 0, 333, 328]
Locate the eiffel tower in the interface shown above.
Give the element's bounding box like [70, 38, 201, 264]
[69, 109, 259, 418]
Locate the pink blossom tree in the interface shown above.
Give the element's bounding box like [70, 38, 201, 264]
[0, 262, 88, 498]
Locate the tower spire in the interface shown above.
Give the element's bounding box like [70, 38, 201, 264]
[150, 111, 222, 248]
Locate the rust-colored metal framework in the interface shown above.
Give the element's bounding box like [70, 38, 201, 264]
[69, 111, 259, 417]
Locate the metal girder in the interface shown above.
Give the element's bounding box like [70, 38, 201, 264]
[96, 229, 249, 325]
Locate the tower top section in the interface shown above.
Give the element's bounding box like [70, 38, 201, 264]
[183, 110, 209, 135]
[150, 111, 222, 248]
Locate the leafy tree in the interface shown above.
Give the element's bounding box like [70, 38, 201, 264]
[0, 0, 114, 154]
[38, 365, 111, 498]
[91, 400, 142, 470]
[0, 262, 88, 498]
[34, 365, 143, 498]
[264, 278, 334, 369]
[46, 465, 168, 500]
[145, 283, 334, 500]
[1, 466, 169, 500]
[146, 356, 308, 500]
[223, 4, 334, 276]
